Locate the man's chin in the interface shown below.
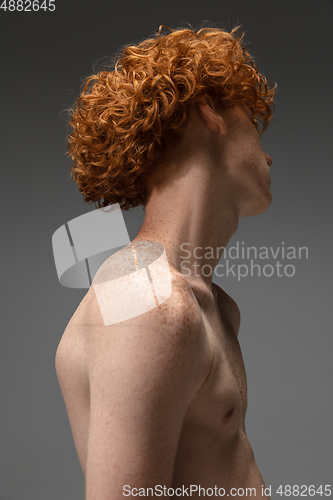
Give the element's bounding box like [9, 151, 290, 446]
[240, 192, 272, 217]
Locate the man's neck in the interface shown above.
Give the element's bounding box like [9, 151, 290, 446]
[132, 160, 240, 293]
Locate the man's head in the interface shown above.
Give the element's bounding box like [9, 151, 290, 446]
[67, 24, 276, 211]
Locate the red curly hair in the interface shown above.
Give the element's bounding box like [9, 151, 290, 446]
[67, 24, 276, 211]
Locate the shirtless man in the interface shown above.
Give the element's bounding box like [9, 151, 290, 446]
[55, 25, 276, 498]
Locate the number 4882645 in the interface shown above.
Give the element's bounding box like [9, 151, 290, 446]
[0, 0, 56, 11]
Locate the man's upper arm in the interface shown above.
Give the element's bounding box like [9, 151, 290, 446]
[85, 292, 212, 499]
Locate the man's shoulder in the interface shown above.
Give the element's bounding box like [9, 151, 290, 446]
[62, 255, 213, 395]
[84, 269, 212, 387]
[86, 267, 202, 334]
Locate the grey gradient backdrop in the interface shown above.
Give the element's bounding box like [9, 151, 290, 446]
[1, 1, 332, 499]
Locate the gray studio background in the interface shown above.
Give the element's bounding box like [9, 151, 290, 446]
[1, 1, 332, 499]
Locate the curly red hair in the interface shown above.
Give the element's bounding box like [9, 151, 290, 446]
[67, 24, 276, 211]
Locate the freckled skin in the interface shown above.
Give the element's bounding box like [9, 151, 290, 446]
[55, 100, 273, 499]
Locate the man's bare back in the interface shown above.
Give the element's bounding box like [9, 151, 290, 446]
[55, 252, 269, 499]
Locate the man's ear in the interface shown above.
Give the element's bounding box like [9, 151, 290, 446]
[197, 102, 227, 136]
